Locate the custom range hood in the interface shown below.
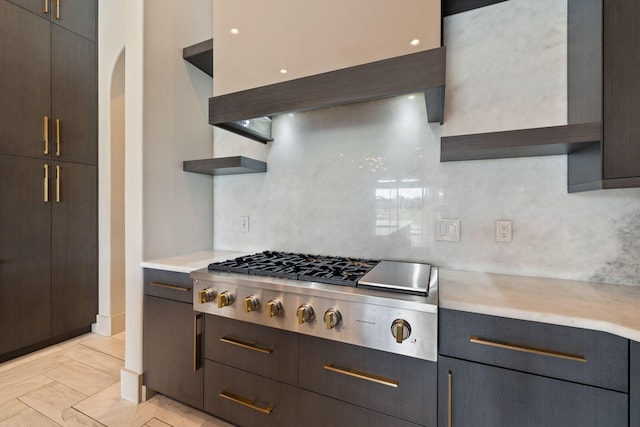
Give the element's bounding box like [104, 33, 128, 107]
[210, 0, 449, 143]
[209, 47, 446, 143]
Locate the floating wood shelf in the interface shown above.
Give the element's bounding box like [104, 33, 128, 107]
[183, 156, 266, 176]
[443, 0, 508, 16]
[440, 122, 601, 162]
[183, 39, 213, 77]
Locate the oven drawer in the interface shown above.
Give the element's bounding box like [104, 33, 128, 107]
[298, 335, 436, 426]
[439, 309, 629, 392]
[204, 360, 298, 427]
[299, 390, 421, 427]
[204, 315, 298, 385]
[143, 269, 193, 303]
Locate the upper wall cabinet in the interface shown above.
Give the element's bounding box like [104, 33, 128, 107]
[7, 0, 97, 41]
[213, 0, 441, 96]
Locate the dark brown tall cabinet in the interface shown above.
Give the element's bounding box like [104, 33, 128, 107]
[0, 0, 97, 361]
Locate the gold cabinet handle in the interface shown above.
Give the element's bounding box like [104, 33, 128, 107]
[193, 314, 202, 372]
[469, 336, 587, 363]
[219, 336, 273, 354]
[43, 164, 49, 202]
[447, 370, 452, 427]
[55, 165, 60, 202]
[149, 282, 189, 292]
[219, 390, 273, 414]
[43, 116, 49, 154]
[55, 0, 59, 19]
[55, 119, 60, 156]
[323, 363, 399, 388]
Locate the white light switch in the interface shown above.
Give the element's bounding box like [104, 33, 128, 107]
[436, 219, 460, 242]
[240, 216, 249, 233]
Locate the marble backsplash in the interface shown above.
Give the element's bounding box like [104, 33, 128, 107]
[211, 0, 640, 286]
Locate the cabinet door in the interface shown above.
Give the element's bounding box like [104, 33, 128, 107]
[6, 0, 48, 17]
[8, 0, 97, 41]
[0, 0, 51, 159]
[51, 24, 97, 165]
[0, 155, 51, 356]
[438, 356, 628, 427]
[603, 0, 640, 181]
[52, 0, 97, 42]
[144, 295, 204, 409]
[51, 162, 97, 336]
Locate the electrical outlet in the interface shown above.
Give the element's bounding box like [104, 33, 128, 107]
[240, 216, 249, 233]
[496, 220, 512, 242]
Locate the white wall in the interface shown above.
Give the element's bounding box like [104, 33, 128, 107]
[142, 0, 213, 260]
[211, 0, 640, 287]
[96, 0, 127, 336]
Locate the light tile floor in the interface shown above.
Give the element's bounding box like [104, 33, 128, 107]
[0, 333, 233, 427]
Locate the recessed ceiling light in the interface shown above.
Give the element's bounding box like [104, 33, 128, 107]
[410, 39, 420, 46]
[408, 95, 416, 99]
[280, 69, 288, 74]
[230, 28, 240, 35]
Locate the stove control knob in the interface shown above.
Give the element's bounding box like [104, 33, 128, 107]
[217, 291, 234, 308]
[265, 300, 283, 318]
[391, 319, 411, 344]
[324, 309, 342, 329]
[243, 296, 260, 313]
[297, 304, 315, 324]
[199, 288, 217, 304]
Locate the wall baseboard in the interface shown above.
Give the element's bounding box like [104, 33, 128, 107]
[92, 312, 126, 336]
[120, 368, 143, 403]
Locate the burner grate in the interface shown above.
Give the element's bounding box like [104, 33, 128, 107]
[208, 251, 379, 287]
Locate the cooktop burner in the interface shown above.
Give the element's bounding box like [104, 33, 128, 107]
[208, 251, 379, 287]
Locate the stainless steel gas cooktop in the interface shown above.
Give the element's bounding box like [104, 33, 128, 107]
[192, 251, 438, 361]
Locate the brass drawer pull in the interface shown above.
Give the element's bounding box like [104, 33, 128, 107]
[323, 363, 399, 388]
[55, 0, 59, 19]
[469, 336, 587, 363]
[55, 119, 60, 156]
[219, 390, 273, 414]
[149, 282, 189, 292]
[43, 116, 49, 154]
[55, 165, 60, 202]
[43, 164, 49, 202]
[219, 336, 273, 354]
[193, 314, 202, 372]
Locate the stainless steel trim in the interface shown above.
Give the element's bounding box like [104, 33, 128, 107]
[324, 363, 399, 388]
[219, 390, 273, 414]
[469, 336, 587, 363]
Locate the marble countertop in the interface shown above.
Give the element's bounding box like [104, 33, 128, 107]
[439, 269, 640, 342]
[140, 249, 243, 273]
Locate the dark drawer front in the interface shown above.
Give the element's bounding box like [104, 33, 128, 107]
[143, 268, 193, 303]
[204, 315, 298, 385]
[299, 335, 437, 426]
[204, 360, 298, 427]
[299, 390, 421, 427]
[438, 355, 628, 427]
[439, 309, 629, 392]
